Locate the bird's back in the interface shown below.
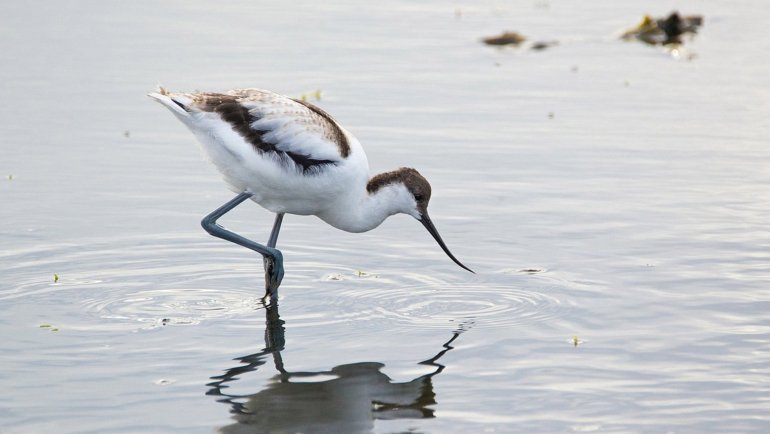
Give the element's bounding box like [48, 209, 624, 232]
[149, 87, 369, 215]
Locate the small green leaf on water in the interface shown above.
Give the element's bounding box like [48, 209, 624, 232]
[39, 324, 51, 328]
[54, 274, 59, 283]
[51, 328, 59, 332]
[572, 336, 581, 347]
[298, 89, 322, 102]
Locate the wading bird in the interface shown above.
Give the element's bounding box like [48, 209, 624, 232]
[149, 87, 473, 297]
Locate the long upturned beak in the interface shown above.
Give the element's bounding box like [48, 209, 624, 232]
[419, 213, 475, 273]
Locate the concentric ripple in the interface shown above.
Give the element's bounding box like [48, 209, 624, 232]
[1, 234, 270, 331]
[2, 234, 575, 332]
[79, 288, 264, 328]
[282, 267, 574, 331]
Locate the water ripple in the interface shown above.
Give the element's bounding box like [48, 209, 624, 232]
[79, 288, 263, 328]
[2, 235, 574, 332]
[1, 235, 268, 331]
[283, 267, 573, 331]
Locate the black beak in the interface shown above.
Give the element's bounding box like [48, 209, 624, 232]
[419, 213, 475, 273]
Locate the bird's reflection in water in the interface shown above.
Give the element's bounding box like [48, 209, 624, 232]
[208, 301, 471, 434]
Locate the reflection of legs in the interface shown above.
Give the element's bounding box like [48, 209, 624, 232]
[264, 300, 287, 375]
[201, 192, 285, 296]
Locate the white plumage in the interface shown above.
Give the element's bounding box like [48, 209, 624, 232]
[149, 86, 472, 294]
[149, 88, 376, 227]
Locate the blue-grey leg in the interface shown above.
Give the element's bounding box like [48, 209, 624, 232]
[267, 213, 284, 249]
[263, 213, 285, 301]
[201, 192, 284, 296]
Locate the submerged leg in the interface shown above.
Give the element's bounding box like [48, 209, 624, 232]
[201, 192, 284, 294]
[263, 213, 285, 301]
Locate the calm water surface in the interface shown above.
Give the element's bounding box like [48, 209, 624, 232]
[2, 0, 769, 433]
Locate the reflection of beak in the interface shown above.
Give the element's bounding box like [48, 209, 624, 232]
[419, 213, 475, 273]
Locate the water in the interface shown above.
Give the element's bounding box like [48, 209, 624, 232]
[2, 0, 769, 432]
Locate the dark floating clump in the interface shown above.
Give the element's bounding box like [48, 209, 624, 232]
[482, 31, 558, 51]
[621, 11, 703, 46]
[530, 40, 558, 51]
[482, 31, 526, 46]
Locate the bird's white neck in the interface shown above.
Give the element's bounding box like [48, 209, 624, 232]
[317, 182, 416, 233]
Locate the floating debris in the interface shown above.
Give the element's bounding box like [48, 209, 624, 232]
[54, 274, 59, 283]
[519, 268, 544, 274]
[298, 89, 322, 102]
[482, 32, 558, 51]
[621, 12, 703, 46]
[572, 336, 582, 347]
[325, 273, 345, 281]
[7, 174, 13, 180]
[482, 31, 526, 46]
[123, 130, 131, 138]
[39, 324, 59, 332]
[530, 40, 558, 51]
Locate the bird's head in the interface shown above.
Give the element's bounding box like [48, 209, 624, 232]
[368, 168, 474, 273]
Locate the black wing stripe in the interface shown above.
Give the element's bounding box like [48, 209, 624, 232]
[203, 97, 337, 174]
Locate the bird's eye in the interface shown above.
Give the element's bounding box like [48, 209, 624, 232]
[414, 194, 424, 201]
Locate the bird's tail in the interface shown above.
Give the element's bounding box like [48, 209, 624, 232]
[147, 86, 193, 117]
